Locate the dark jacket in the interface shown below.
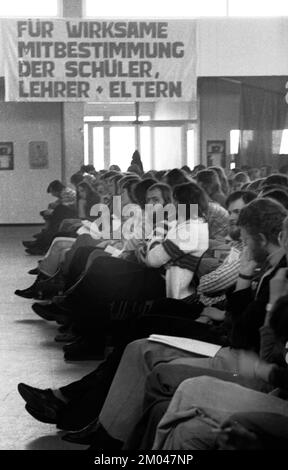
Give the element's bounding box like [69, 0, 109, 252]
[226, 255, 287, 352]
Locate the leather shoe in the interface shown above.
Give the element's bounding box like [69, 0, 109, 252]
[22, 241, 35, 248]
[32, 302, 69, 323]
[62, 418, 99, 444]
[15, 287, 38, 299]
[26, 247, 46, 256]
[25, 403, 58, 424]
[55, 332, 79, 343]
[18, 383, 65, 418]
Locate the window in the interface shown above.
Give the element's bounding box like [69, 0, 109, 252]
[93, 127, 105, 170]
[110, 127, 135, 171]
[109, 116, 135, 122]
[280, 130, 288, 154]
[187, 129, 195, 169]
[230, 129, 240, 154]
[85, 0, 227, 18]
[140, 127, 152, 170]
[0, 0, 59, 17]
[84, 124, 89, 165]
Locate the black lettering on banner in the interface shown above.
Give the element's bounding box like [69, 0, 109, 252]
[19, 80, 90, 98]
[110, 81, 182, 98]
[17, 20, 54, 38]
[15, 19, 186, 101]
[65, 60, 152, 78]
[18, 60, 55, 78]
[65, 21, 168, 39]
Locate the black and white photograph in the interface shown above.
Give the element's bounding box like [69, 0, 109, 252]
[0, 0, 288, 460]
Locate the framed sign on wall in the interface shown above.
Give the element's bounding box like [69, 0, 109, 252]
[29, 141, 48, 169]
[0, 142, 14, 170]
[207, 140, 226, 168]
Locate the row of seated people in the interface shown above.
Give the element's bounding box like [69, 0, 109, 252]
[15, 160, 288, 450]
[22, 157, 288, 255]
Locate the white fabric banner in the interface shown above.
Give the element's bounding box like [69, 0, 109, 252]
[2, 18, 197, 102]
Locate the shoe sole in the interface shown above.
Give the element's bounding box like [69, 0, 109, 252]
[15, 290, 35, 299]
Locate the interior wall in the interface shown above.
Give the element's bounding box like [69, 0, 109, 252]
[199, 78, 240, 165]
[61, 0, 84, 184]
[197, 18, 288, 77]
[0, 103, 62, 223]
[62, 102, 85, 181]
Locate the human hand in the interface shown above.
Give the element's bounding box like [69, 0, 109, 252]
[201, 307, 225, 322]
[237, 351, 273, 382]
[237, 350, 260, 379]
[216, 419, 263, 450]
[239, 246, 258, 276]
[136, 246, 147, 264]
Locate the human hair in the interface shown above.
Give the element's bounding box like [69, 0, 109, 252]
[47, 180, 65, 194]
[226, 190, 257, 209]
[142, 170, 157, 180]
[269, 295, 288, 342]
[238, 198, 287, 245]
[246, 178, 265, 193]
[127, 164, 143, 176]
[147, 183, 173, 206]
[209, 166, 229, 195]
[109, 173, 124, 195]
[262, 189, 288, 210]
[80, 164, 95, 174]
[131, 150, 144, 173]
[192, 164, 206, 174]
[77, 181, 100, 209]
[101, 170, 120, 181]
[263, 174, 288, 188]
[118, 175, 141, 193]
[232, 172, 250, 185]
[165, 168, 191, 188]
[121, 177, 141, 203]
[241, 165, 251, 172]
[196, 169, 222, 198]
[230, 167, 242, 175]
[109, 164, 121, 171]
[133, 178, 157, 209]
[70, 172, 84, 187]
[154, 170, 167, 181]
[173, 181, 209, 220]
[181, 165, 192, 174]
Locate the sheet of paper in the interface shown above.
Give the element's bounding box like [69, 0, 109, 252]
[104, 245, 123, 257]
[148, 334, 222, 357]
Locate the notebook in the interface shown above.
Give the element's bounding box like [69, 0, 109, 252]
[148, 334, 222, 357]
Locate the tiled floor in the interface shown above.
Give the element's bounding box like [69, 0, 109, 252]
[0, 227, 98, 450]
